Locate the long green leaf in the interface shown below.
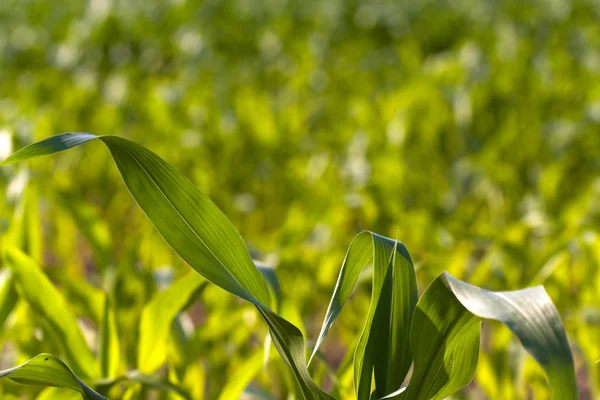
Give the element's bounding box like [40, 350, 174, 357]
[2, 133, 332, 399]
[310, 231, 418, 399]
[3, 247, 99, 378]
[392, 272, 577, 400]
[0, 354, 106, 400]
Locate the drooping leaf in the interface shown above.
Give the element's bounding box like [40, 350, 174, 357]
[443, 272, 577, 399]
[392, 272, 577, 400]
[2, 133, 332, 399]
[0, 354, 106, 400]
[3, 247, 99, 378]
[395, 275, 481, 400]
[310, 231, 418, 399]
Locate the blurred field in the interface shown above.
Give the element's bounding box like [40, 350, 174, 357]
[1, 0, 599, 398]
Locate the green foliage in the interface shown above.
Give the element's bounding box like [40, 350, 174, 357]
[0, 1, 598, 397]
[0, 135, 578, 399]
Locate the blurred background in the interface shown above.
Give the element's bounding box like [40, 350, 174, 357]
[1, 0, 599, 398]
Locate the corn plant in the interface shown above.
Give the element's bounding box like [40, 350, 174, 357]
[0, 134, 578, 399]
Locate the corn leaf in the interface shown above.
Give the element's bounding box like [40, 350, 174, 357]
[2, 133, 333, 399]
[392, 272, 577, 400]
[0, 353, 106, 400]
[393, 275, 480, 400]
[310, 231, 418, 399]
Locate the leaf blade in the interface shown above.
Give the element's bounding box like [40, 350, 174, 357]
[3, 133, 333, 399]
[391, 273, 577, 400]
[443, 272, 578, 399]
[310, 232, 418, 398]
[0, 354, 107, 400]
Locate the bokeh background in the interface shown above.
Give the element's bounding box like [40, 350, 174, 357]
[1, 0, 599, 398]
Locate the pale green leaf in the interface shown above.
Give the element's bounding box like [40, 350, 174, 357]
[0, 273, 18, 329]
[217, 347, 277, 400]
[99, 295, 121, 379]
[4, 247, 99, 378]
[36, 387, 84, 400]
[138, 272, 205, 373]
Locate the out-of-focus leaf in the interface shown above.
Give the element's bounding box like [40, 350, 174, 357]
[138, 272, 205, 373]
[176, 360, 205, 400]
[393, 273, 577, 400]
[96, 370, 191, 400]
[310, 231, 418, 398]
[256, 264, 281, 310]
[3, 247, 99, 378]
[36, 387, 85, 400]
[2, 133, 332, 399]
[0, 184, 42, 331]
[45, 268, 105, 324]
[0, 353, 106, 400]
[55, 191, 113, 270]
[217, 347, 277, 400]
[0, 273, 18, 329]
[99, 294, 120, 378]
[8, 184, 42, 263]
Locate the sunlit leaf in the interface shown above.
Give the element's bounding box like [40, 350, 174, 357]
[0, 354, 106, 400]
[391, 273, 577, 400]
[3, 247, 99, 378]
[95, 370, 191, 400]
[138, 272, 205, 373]
[0, 274, 18, 329]
[310, 231, 418, 398]
[99, 294, 121, 379]
[3, 133, 333, 399]
[218, 347, 277, 400]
